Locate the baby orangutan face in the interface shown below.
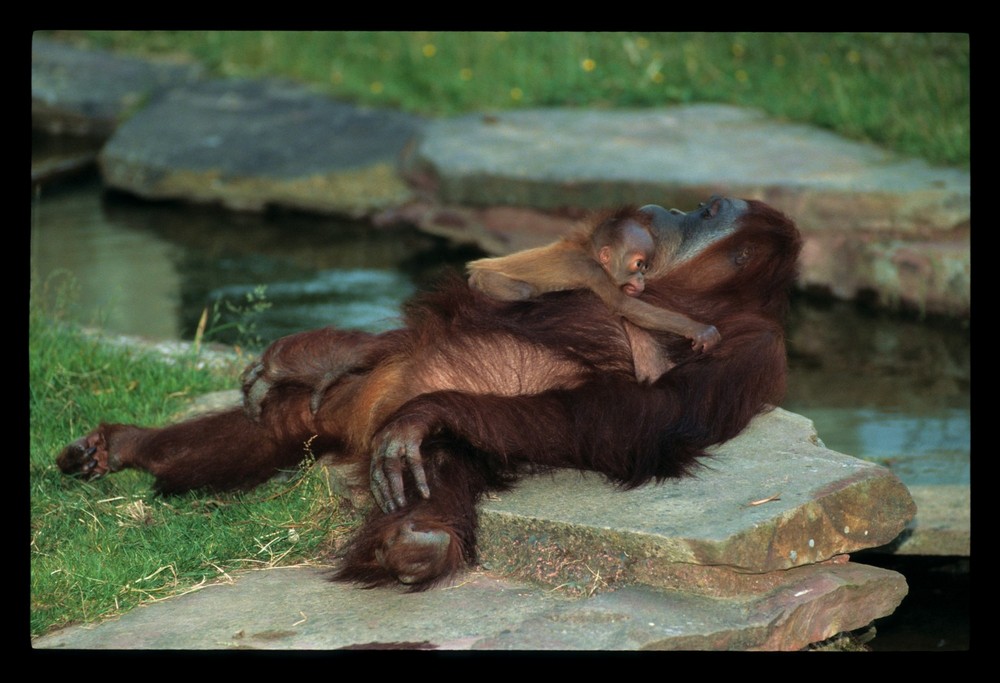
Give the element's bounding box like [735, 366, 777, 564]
[598, 220, 654, 297]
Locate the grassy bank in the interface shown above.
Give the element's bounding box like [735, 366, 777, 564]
[43, 31, 969, 167]
[29, 282, 354, 637]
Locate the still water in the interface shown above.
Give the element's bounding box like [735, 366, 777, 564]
[30, 178, 970, 488]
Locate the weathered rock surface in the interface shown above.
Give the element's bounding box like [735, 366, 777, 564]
[402, 107, 969, 221]
[98, 78, 422, 216]
[398, 107, 969, 318]
[32, 37, 203, 138]
[31, 562, 906, 651]
[477, 409, 915, 595]
[473, 562, 907, 651]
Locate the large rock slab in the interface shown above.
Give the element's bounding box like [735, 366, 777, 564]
[32, 562, 906, 651]
[477, 408, 915, 595]
[98, 79, 422, 216]
[473, 562, 907, 650]
[32, 36, 203, 138]
[399, 106, 969, 318]
[403, 106, 969, 228]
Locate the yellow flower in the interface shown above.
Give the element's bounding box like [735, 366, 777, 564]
[510, 87, 523, 101]
[582, 58, 596, 72]
[423, 44, 437, 58]
[370, 81, 384, 94]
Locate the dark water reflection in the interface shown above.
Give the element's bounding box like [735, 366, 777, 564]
[30, 178, 970, 488]
[784, 299, 969, 486]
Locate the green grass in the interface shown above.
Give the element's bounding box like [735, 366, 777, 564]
[29, 278, 357, 637]
[42, 31, 970, 167]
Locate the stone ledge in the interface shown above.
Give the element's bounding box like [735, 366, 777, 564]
[32, 37, 203, 137]
[476, 409, 915, 595]
[98, 78, 422, 216]
[32, 562, 906, 651]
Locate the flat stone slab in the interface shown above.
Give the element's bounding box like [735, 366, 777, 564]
[32, 561, 905, 651]
[401, 104, 972, 317]
[401, 107, 969, 318]
[406, 107, 969, 230]
[98, 78, 422, 215]
[32, 37, 203, 137]
[477, 408, 915, 594]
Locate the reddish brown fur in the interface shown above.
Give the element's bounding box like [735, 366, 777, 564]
[56, 199, 801, 591]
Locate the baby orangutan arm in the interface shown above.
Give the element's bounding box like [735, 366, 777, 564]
[607, 290, 721, 353]
[579, 262, 721, 354]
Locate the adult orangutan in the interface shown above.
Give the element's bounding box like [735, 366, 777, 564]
[56, 196, 802, 590]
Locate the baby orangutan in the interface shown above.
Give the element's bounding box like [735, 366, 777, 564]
[467, 208, 721, 378]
